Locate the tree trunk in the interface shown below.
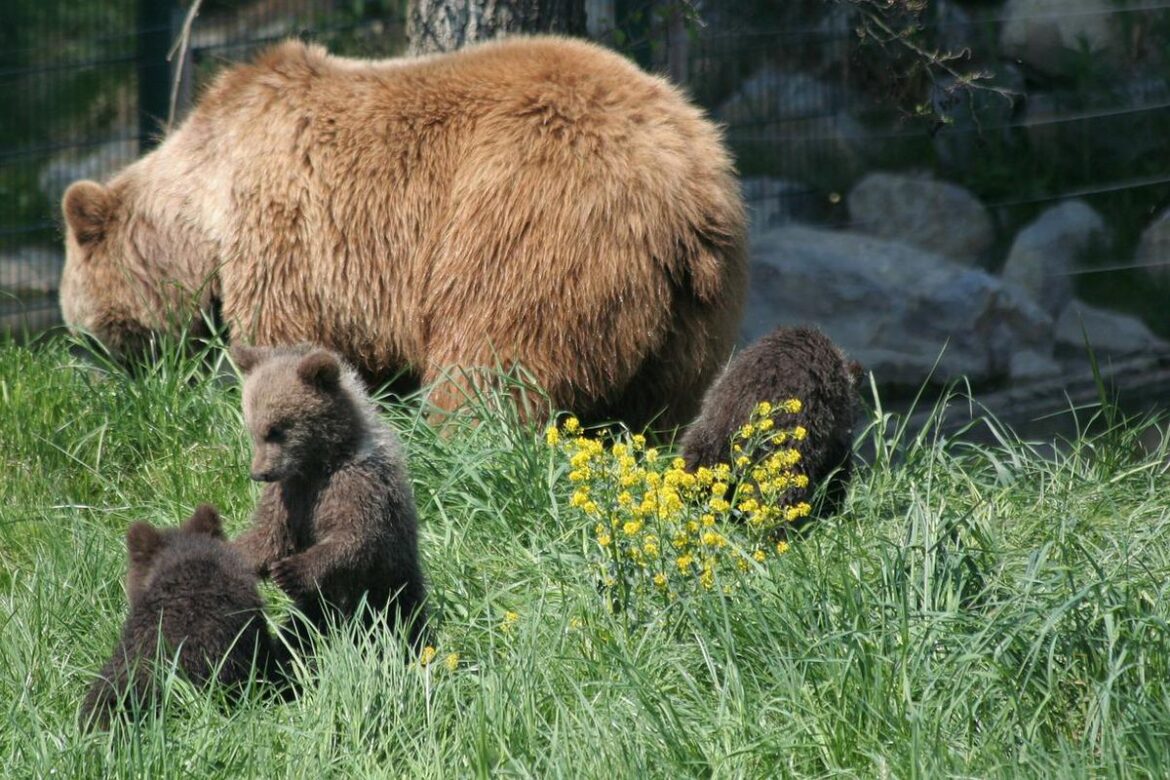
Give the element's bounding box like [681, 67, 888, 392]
[406, 0, 587, 55]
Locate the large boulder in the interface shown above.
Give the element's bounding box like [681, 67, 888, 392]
[1135, 208, 1170, 282]
[1000, 200, 1108, 317]
[1000, 0, 1118, 76]
[0, 246, 64, 299]
[847, 172, 994, 264]
[741, 177, 821, 238]
[717, 65, 869, 181]
[745, 225, 1053, 387]
[38, 140, 138, 209]
[1055, 300, 1167, 357]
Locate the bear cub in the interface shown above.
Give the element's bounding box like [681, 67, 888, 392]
[679, 326, 862, 520]
[81, 505, 279, 730]
[231, 344, 427, 650]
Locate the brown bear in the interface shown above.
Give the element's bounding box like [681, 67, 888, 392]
[80, 505, 279, 730]
[58, 35, 747, 431]
[230, 344, 428, 651]
[679, 326, 863, 520]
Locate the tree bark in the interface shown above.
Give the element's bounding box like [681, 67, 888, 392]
[407, 0, 587, 55]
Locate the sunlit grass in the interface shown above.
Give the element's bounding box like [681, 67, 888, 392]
[2, 334, 1169, 777]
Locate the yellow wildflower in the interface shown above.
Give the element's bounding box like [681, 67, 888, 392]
[653, 572, 668, 589]
[783, 399, 802, 414]
[597, 533, 612, 547]
[645, 448, 659, 463]
[623, 520, 643, 536]
[735, 455, 751, 469]
[737, 423, 756, 439]
[701, 513, 716, 527]
[631, 434, 646, 450]
[676, 554, 694, 573]
[776, 540, 791, 555]
[563, 416, 581, 434]
[709, 498, 731, 513]
[757, 418, 774, 432]
[711, 482, 728, 498]
[755, 401, 773, 417]
[419, 645, 437, 666]
[752, 549, 767, 563]
[793, 426, 808, 441]
[545, 426, 560, 446]
[444, 652, 460, 672]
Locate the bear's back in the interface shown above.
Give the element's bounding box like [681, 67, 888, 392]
[129, 536, 268, 685]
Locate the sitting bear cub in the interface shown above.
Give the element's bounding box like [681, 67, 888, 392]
[80, 505, 278, 730]
[231, 344, 428, 651]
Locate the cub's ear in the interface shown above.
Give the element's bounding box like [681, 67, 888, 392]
[126, 522, 164, 566]
[297, 349, 341, 389]
[62, 180, 116, 247]
[231, 344, 266, 374]
[847, 360, 866, 387]
[183, 504, 224, 538]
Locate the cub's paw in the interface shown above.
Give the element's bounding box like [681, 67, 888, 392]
[270, 556, 312, 598]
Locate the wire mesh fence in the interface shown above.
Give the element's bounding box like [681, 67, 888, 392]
[2, 0, 1169, 352]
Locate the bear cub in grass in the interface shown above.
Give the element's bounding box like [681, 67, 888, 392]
[81, 505, 278, 730]
[680, 326, 863, 520]
[231, 344, 427, 649]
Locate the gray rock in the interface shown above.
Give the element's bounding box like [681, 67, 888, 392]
[1000, 200, 1108, 317]
[847, 172, 994, 263]
[744, 225, 1053, 387]
[1010, 348, 1063, 380]
[741, 177, 818, 238]
[1000, 0, 1118, 76]
[1135, 208, 1170, 282]
[38, 140, 138, 207]
[0, 247, 64, 299]
[717, 66, 869, 181]
[1055, 300, 1167, 357]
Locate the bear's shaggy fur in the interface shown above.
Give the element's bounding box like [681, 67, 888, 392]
[59, 36, 747, 430]
[80, 505, 278, 730]
[231, 344, 427, 649]
[679, 326, 862, 519]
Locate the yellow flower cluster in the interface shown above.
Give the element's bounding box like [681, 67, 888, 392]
[418, 645, 460, 673]
[546, 401, 810, 618]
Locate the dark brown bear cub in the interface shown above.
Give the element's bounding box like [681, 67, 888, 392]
[230, 344, 427, 650]
[80, 505, 278, 730]
[679, 326, 862, 520]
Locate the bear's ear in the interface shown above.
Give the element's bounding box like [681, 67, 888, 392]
[297, 349, 341, 390]
[62, 180, 116, 247]
[231, 344, 266, 374]
[126, 522, 164, 566]
[183, 504, 224, 538]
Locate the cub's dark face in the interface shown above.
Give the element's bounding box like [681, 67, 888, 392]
[232, 345, 348, 482]
[124, 505, 224, 602]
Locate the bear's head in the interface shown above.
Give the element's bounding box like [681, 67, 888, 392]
[232, 345, 363, 482]
[60, 178, 213, 362]
[125, 505, 225, 603]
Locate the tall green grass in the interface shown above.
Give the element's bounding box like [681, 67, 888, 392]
[1, 335, 1169, 777]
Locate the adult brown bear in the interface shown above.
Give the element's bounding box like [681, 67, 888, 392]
[59, 36, 747, 429]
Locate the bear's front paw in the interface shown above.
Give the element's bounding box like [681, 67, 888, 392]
[270, 556, 311, 597]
